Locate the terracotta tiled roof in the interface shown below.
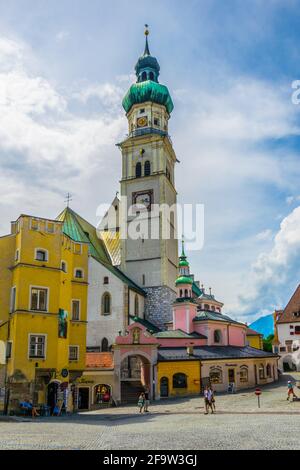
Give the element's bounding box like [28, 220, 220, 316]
[277, 285, 300, 324]
[246, 328, 263, 337]
[86, 352, 114, 369]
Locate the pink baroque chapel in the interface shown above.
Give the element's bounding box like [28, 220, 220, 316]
[113, 242, 279, 402]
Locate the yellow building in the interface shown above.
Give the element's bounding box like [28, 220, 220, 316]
[246, 328, 263, 350]
[157, 360, 201, 398]
[0, 213, 89, 413]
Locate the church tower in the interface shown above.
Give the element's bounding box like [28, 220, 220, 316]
[119, 27, 178, 328]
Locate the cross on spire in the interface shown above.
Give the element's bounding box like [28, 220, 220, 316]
[64, 193, 72, 207]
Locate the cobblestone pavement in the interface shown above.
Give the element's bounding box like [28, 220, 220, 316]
[0, 373, 299, 450]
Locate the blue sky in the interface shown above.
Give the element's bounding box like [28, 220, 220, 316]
[1, 0, 300, 322]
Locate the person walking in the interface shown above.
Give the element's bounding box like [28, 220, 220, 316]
[287, 380, 298, 401]
[144, 388, 150, 413]
[209, 386, 216, 413]
[138, 392, 145, 413]
[204, 386, 213, 414]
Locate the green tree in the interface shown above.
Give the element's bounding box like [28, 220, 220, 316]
[263, 334, 274, 352]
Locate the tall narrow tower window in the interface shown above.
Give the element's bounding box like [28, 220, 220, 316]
[134, 295, 139, 316]
[149, 71, 154, 81]
[136, 162, 142, 178]
[144, 161, 151, 177]
[142, 71, 147, 81]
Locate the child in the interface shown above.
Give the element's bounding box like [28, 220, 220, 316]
[138, 392, 145, 413]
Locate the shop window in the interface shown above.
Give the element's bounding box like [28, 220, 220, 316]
[240, 366, 248, 383]
[259, 364, 265, 380]
[173, 373, 187, 389]
[94, 384, 111, 404]
[209, 368, 223, 384]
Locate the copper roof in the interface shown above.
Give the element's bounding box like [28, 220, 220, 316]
[277, 285, 300, 324]
[246, 328, 263, 337]
[86, 352, 114, 369]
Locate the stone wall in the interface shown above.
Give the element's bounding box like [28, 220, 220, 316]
[144, 286, 176, 330]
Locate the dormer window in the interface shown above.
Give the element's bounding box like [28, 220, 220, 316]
[35, 249, 48, 262]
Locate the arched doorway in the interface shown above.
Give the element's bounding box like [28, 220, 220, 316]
[120, 354, 152, 404]
[160, 377, 169, 398]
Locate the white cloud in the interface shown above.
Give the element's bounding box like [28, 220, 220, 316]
[0, 34, 127, 234]
[256, 229, 273, 241]
[237, 206, 300, 319]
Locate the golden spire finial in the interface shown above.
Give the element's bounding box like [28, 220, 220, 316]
[145, 24, 150, 36]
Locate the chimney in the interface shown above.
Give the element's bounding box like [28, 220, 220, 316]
[187, 344, 194, 356]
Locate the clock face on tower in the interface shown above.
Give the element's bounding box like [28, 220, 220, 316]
[132, 190, 153, 211]
[137, 116, 148, 128]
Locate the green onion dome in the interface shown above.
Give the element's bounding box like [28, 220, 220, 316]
[122, 81, 174, 115]
[175, 275, 193, 286]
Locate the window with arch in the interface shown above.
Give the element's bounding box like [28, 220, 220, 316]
[173, 373, 187, 389]
[180, 289, 183, 298]
[240, 366, 248, 383]
[141, 71, 147, 81]
[134, 295, 139, 316]
[94, 384, 111, 404]
[102, 293, 111, 315]
[101, 338, 109, 352]
[136, 162, 142, 178]
[204, 304, 210, 311]
[259, 364, 265, 380]
[184, 289, 189, 298]
[144, 160, 151, 177]
[266, 364, 272, 378]
[35, 249, 48, 262]
[149, 71, 154, 81]
[209, 367, 223, 384]
[214, 330, 222, 344]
